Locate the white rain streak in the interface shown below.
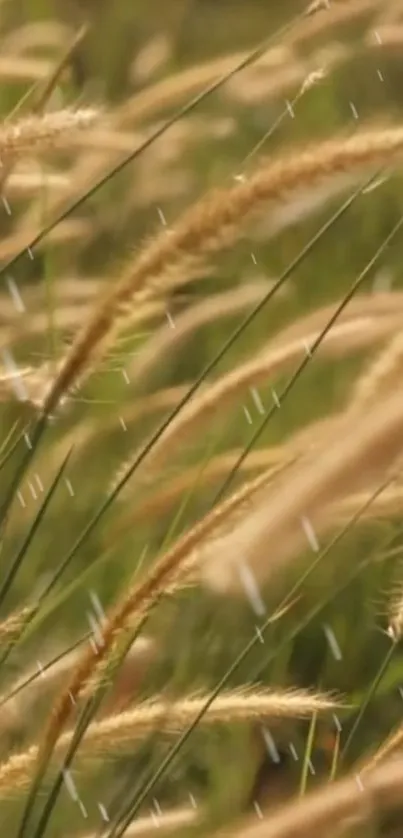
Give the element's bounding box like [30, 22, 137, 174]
[87, 610, 105, 649]
[122, 368, 130, 384]
[34, 473, 44, 492]
[157, 206, 167, 226]
[65, 478, 75, 496]
[28, 481, 37, 500]
[308, 758, 315, 776]
[120, 416, 127, 431]
[250, 386, 265, 415]
[166, 310, 175, 329]
[63, 769, 78, 801]
[253, 801, 263, 819]
[24, 432, 32, 449]
[323, 623, 343, 661]
[238, 561, 266, 616]
[78, 800, 88, 818]
[89, 635, 99, 654]
[377, 69, 384, 82]
[251, 252, 257, 265]
[356, 774, 364, 792]
[189, 793, 197, 809]
[153, 799, 162, 817]
[1, 347, 28, 402]
[301, 516, 320, 552]
[243, 405, 253, 424]
[98, 802, 110, 822]
[349, 102, 359, 120]
[271, 388, 280, 408]
[285, 99, 295, 119]
[89, 589, 106, 623]
[17, 490, 26, 508]
[2, 196, 11, 215]
[6, 276, 25, 312]
[262, 727, 280, 763]
[289, 742, 298, 761]
[255, 625, 264, 644]
[333, 713, 342, 732]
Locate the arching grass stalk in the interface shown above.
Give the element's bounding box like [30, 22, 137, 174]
[108, 478, 403, 837]
[0, 1, 312, 555]
[340, 641, 397, 765]
[12, 189, 400, 838]
[1, 171, 375, 663]
[32, 465, 400, 838]
[108, 560, 367, 838]
[25, 617, 154, 838]
[212, 211, 403, 505]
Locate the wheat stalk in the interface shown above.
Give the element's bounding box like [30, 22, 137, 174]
[350, 330, 403, 413]
[202, 388, 403, 591]
[42, 454, 338, 760]
[0, 688, 340, 795]
[39, 124, 403, 419]
[226, 755, 403, 838]
[126, 312, 403, 482]
[0, 109, 98, 159]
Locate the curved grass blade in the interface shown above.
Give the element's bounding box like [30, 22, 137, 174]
[0, 446, 74, 616]
[14, 170, 386, 624]
[212, 211, 403, 505]
[34, 468, 398, 838]
[0, 8, 355, 552]
[109, 559, 367, 838]
[24, 622, 146, 838]
[108, 474, 403, 836]
[1, 174, 385, 836]
[0, 413, 47, 529]
[0, 419, 22, 462]
[0, 10, 305, 288]
[340, 641, 397, 765]
[0, 631, 89, 709]
[18, 694, 98, 838]
[1, 169, 374, 660]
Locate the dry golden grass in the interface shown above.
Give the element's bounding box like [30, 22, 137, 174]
[202, 388, 403, 591]
[0, 109, 98, 159]
[81, 806, 196, 838]
[3, 4, 403, 836]
[0, 688, 340, 795]
[227, 755, 403, 838]
[38, 124, 403, 420]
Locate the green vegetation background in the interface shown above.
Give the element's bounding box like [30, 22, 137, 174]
[1, 0, 403, 835]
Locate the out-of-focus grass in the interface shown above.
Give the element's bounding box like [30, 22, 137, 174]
[2, 1, 403, 837]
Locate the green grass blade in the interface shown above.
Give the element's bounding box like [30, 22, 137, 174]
[109, 560, 367, 838]
[340, 642, 396, 765]
[212, 210, 403, 503]
[0, 632, 89, 709]
[299, 710, 318, 796]
[0, 445, 74, 611]
[0, 12, 304, 290]
[4, 173, 374, 654]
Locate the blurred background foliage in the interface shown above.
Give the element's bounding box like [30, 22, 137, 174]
[2, 0, 403, 835]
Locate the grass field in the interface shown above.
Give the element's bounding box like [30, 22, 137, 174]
[2, 1, 403, 836]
